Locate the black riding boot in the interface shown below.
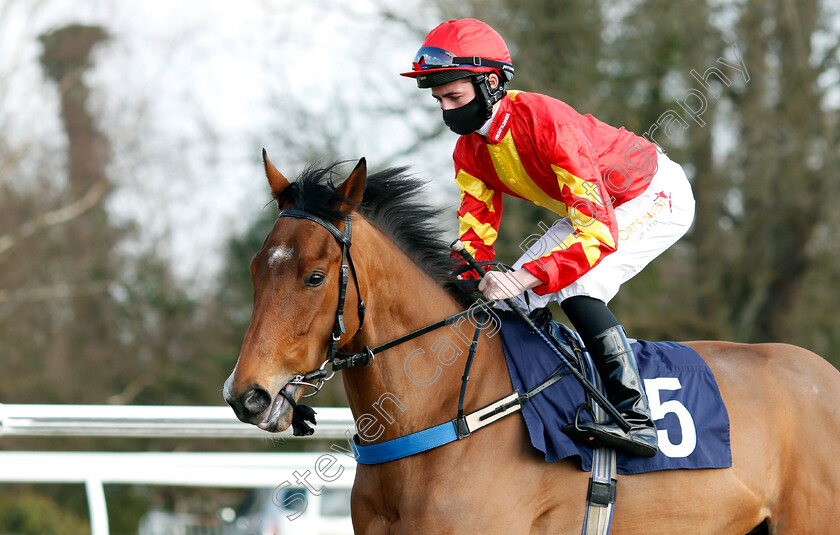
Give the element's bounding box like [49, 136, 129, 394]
[562, 325, 659, 457]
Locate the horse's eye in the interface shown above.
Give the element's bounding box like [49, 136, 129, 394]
[305, 272, 326, 287]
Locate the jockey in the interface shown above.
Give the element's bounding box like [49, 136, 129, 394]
[401, 18, 695, 458]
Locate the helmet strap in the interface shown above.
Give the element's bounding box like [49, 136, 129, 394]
[472, 73, 507, 121]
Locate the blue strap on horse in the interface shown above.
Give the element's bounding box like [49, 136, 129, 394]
[352, 315, 583, 463]
[351, 312, 619, 534]
[349, 316, 593, 464]
[351, 308, 491, 464]
[352, 241, 631, 463]
[274, 207, 628, 464]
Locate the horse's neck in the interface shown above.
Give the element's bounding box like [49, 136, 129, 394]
[340, 222, 509, 441]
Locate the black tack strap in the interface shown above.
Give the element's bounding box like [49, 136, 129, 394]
[346, 250, 365, 331]
[457, 310, 486, 419]
[277, 210, 365, 406]
[334, 247, 349, 336]
[331, 309, 474, 369]
[278, 209, 351, 247]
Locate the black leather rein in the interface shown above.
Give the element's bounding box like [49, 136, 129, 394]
[277, 208, 478, 394]
[276, 208, 489, 438]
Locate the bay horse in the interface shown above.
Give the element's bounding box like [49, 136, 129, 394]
[224, 153, 840, 534]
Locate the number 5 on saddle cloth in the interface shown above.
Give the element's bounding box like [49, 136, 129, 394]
[498, 312, 732, 475]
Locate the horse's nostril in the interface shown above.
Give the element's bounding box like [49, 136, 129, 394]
[241, 387, 271, 415]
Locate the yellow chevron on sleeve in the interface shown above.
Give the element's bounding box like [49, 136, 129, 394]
[535, 210, 614, 267]
[567, 205, 615, 250]
[541, 232, 603, 267]
[458, 211, 498, 246]
[551, 164, 605, 207]
[456, 170, 496, 213]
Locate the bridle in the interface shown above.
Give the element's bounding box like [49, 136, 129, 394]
[278, 209, 366, 397]
[277, 207, 484, 399]
[274, 206, 591, 446]
[273, 205, 632, 462]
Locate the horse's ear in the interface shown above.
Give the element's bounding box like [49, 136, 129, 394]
[263, 148, 290, 198]
[336, 158, 366, 211]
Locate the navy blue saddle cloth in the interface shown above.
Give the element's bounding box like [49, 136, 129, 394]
[499, 316, 732, 475]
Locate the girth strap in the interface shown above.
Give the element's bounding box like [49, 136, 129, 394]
[584, 447, 617, 535]
[577, 331, 618, 535]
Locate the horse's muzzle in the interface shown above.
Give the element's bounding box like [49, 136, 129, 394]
[223, 370, 295, 432]
[222, 371, 266, 423]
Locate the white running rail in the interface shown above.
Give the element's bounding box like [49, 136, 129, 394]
[0, 404, 354, 439]
[0, 404, 357, 535]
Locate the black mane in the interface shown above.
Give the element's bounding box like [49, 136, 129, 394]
[276, 162, 476, 307]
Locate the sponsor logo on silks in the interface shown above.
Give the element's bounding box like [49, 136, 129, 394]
[618, 193, 672, 242]
[654, 190, 673, 213]
[492, 112, 512, 143]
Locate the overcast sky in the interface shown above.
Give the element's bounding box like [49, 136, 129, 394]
[1, 0, 458, 286]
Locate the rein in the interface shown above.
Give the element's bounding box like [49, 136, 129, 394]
[276, 208, 592, 453]
[275, 204, 619, 534]
[277, 208, 479, 395]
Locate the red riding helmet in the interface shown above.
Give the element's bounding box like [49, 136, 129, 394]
[400, 18, 515, 88]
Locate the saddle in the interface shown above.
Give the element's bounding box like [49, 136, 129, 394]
[497, 308, 732, 474]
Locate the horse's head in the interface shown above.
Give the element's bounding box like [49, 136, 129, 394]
[223, 150, 367, 432]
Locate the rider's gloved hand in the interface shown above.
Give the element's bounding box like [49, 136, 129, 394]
[478, 269, 542, 301]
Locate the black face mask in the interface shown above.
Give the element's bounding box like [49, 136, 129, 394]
[442, 97, 487, 135]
